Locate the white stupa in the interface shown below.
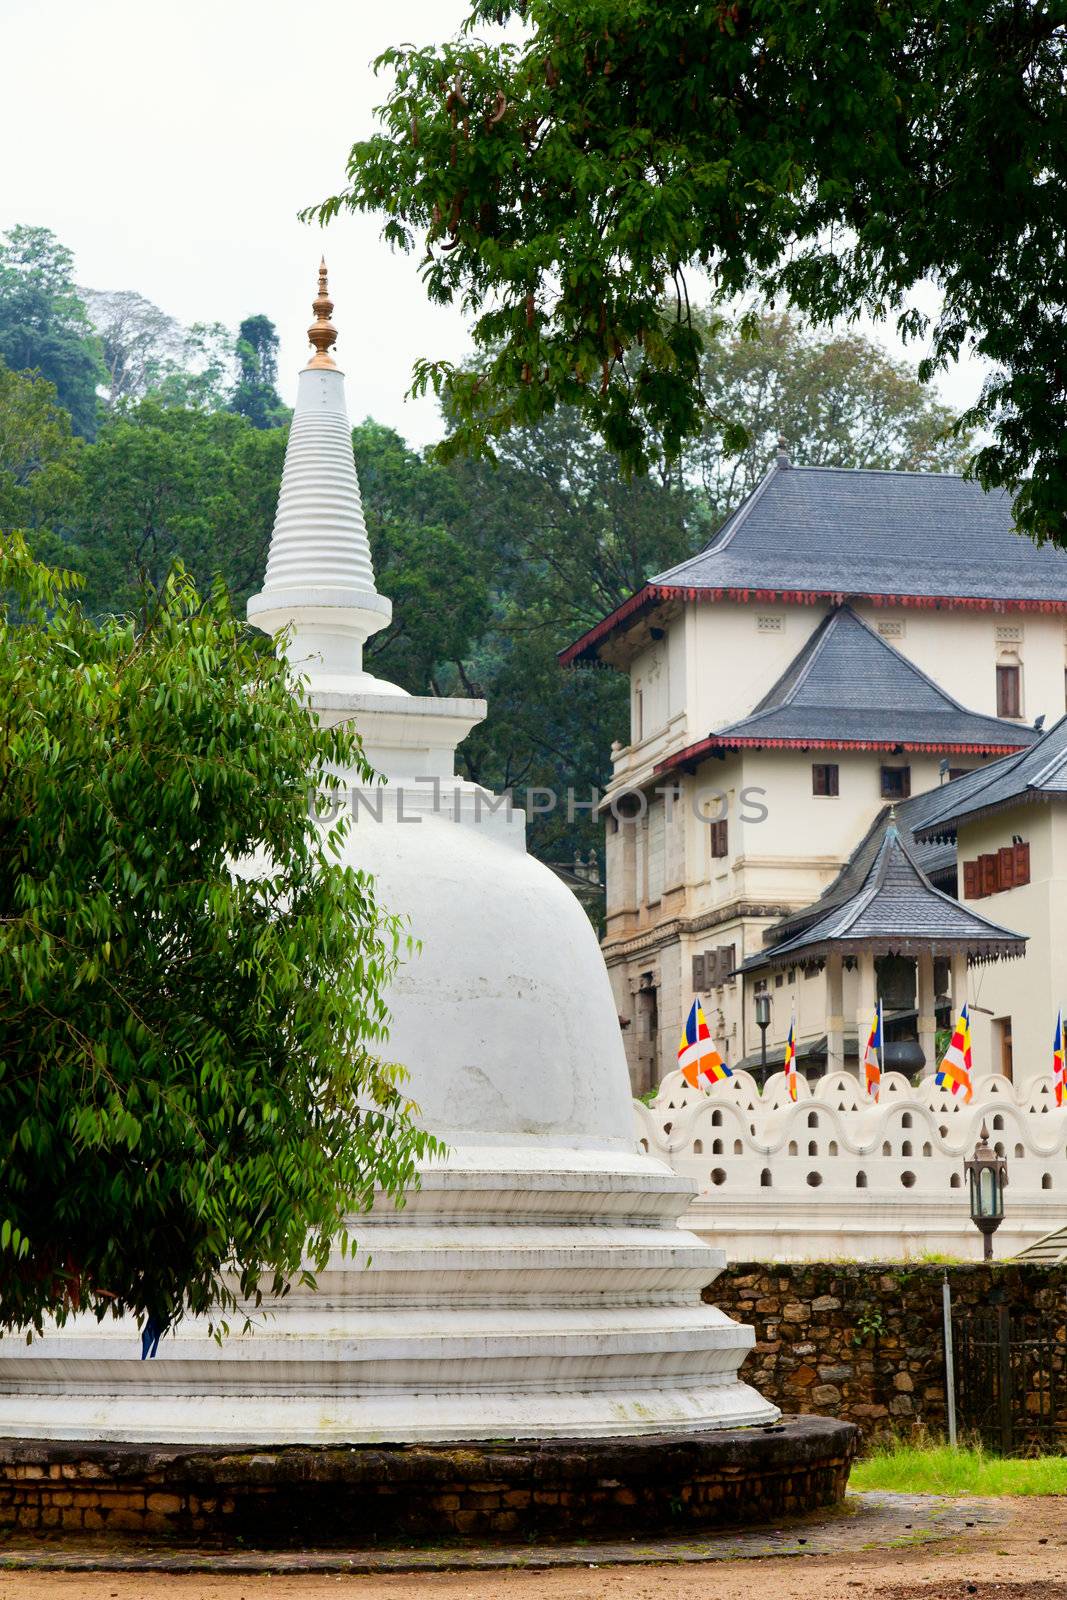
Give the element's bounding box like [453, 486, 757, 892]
[0, 267, 777, 1444]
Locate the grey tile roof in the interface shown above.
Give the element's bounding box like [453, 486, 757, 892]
[745, 819, 1025, 970]
[653, 462, 1067, 602]
[914, 713, 1067, 839]
[713, 606, 1038, 751]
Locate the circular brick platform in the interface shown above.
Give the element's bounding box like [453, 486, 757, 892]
[0, 1416, 857, 1545]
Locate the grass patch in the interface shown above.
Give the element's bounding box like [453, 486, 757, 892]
[852, 1440, 1067, 1496]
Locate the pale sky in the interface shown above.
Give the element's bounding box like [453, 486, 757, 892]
[1, 0, 986, 449]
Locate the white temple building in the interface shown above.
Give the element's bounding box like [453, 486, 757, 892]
[0, 267, 778, 1445]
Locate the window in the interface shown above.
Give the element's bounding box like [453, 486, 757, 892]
[634, 686, 644, 741]
[710, 818, 728, 858]
[997, 663, 1022, 718]
[812, 763, 839, 797]
[880, 766, 911, 800]
[963, 843, 1029, 899]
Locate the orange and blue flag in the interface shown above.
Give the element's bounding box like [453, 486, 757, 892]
[1054, 1009, 1065, 1108]
[863, 1000, 884, 1101]
[783, 1005, 798, 1102]
[678, 998, 732, 1090]
[936, 1003, 974, 1103]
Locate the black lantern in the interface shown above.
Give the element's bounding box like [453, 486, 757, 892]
[964, 1123, 1008, 1260]
[754, 992, 771, 1087]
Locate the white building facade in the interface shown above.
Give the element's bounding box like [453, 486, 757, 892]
[563, 457, 1067, 1092]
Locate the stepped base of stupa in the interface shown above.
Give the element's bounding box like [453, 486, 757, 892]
[0, 1146, 777, 1445]
[0, 1418, 858, 1542]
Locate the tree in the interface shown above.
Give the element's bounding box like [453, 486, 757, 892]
[53, 400, 287, 618]
[692, 313, 973, 526]
[0, 535, 433, 1335]
[151, 321, 237, 412]
[230, 315, 288, 429]
[81, 289, 185, 409]
[354, 418, 493, 692]
[0, 362, 79, 531]
[0, 227, 103, 437]
[310, 2, 1067, 541]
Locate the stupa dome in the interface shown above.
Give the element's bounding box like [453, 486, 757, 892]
[0, 266, 778, 1445]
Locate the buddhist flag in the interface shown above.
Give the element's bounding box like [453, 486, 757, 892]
[863, 1000, 884, 1102]
[783, 1004, 798, 1102]
[678, 998, 732, 1090]
[935, 1003, 974, 1103]
[1054, 1009, 1066, 1108]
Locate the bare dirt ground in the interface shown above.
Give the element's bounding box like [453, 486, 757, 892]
[1, 1500, 1066, 1600]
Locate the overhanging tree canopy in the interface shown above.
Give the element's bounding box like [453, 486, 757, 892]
[309, 1, 1067, 541]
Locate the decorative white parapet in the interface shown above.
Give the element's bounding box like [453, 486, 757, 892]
[636, 1067, 1067, 1262]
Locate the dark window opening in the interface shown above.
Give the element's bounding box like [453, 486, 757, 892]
[812, 762, 839, 797]
[710, 818, 728, 858]
[880, 765, 911, 800]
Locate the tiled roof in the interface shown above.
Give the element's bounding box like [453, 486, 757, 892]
[744, 820, 1024, 970]
[708, 607, 1038, 753]
[914, 714, 1067, 840]
[561, 461, 1067, 666]
[654, 463, 1067, 602]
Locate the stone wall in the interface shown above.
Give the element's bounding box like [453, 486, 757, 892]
[0, 1420, 856, 1543]
[712, 1261, 1067, 1445]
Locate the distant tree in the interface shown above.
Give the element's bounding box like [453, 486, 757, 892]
[229, 315, 288, 429]
[353, 419, 492, 692]
[692, 313, 974, 526]
[0, 362, 79, 530]
[151, 321, 236, 412]
[0, 535, 433, 1335]
[81, 289, 185, 408]
[0, 227, 103, 437]
[55, 401, 286, 617]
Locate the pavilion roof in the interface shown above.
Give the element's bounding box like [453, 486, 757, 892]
[742, 819, 1025, 971]
[561, 459, 1067, 668]
[914, 714, 1067, 840]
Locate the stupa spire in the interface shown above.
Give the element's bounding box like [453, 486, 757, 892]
[245, 262, 398, 693]
[306, 257, 338, 370]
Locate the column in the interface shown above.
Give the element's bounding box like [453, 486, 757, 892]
[917, 949, 937, 1076]
[951, 951, 968, 1018]
[855, 950, 877, 1085]
[826, 951, 845, 1076]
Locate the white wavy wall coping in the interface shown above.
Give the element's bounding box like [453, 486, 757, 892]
[635, 1067, 1067, 1209]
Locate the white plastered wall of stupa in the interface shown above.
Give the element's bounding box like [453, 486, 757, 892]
[0, 264, 779, 1446]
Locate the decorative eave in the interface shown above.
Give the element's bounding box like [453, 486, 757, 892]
[560, 585, 1067, 669]
[755, 935, 1025, 972]
[653, 733, 1029, 779]
[916, 786, 1053, 845]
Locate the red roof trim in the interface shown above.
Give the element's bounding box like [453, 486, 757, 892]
[561, 584, 1067, 666]
[653, 734, 1029, 777]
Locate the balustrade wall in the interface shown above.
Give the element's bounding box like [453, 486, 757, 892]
[635, 1068, 1067, 1260]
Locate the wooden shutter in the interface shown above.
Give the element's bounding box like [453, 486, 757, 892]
[980, 853, 998, 896]
[692, 954, 706, 991]
[719, 944, 736, 982]
[963, 860, 980, 900]
[710, 819, 728, 858]
[1014, 840, 1031, 886]
[705, 949, 720, 986]
[997, 846, 1015, 890]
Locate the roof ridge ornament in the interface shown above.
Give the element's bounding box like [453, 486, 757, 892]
[776, 433, 791, 468]
[307, 256, 338, 370]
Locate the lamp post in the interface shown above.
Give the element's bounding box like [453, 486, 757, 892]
[754, 992, 771, 1088]
[964, 1124, 1008, 1261]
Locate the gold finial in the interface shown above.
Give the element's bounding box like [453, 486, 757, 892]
[307, 256, 338, 369]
